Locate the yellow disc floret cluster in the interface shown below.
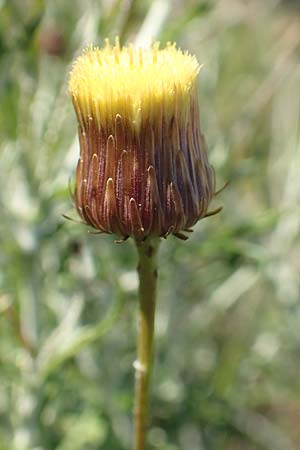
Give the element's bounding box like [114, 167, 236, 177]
[69, 39, 200, 128]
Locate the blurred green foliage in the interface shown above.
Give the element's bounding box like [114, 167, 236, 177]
[1, 0, 300, 449]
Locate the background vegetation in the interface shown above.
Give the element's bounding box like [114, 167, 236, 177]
[1, 0, 300, 449]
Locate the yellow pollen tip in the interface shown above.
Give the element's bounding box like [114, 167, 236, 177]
[68, 40, 200, 127]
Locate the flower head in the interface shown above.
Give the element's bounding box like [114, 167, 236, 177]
[69, 39, 215, 240]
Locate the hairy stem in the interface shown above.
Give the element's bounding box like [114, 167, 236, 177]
[133, 237, 160, 450]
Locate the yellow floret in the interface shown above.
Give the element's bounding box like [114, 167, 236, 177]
[69, 39, 200, 128]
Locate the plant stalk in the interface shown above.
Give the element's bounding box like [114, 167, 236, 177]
[133, 237, 160, 450]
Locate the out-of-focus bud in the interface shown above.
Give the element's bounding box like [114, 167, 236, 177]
[39, 26, 65, 57]
[68, 39, 215, 240]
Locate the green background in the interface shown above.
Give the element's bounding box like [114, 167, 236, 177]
[1, 0, 300, 449]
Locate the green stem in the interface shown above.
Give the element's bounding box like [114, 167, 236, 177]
[134, 237, 160, 450]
